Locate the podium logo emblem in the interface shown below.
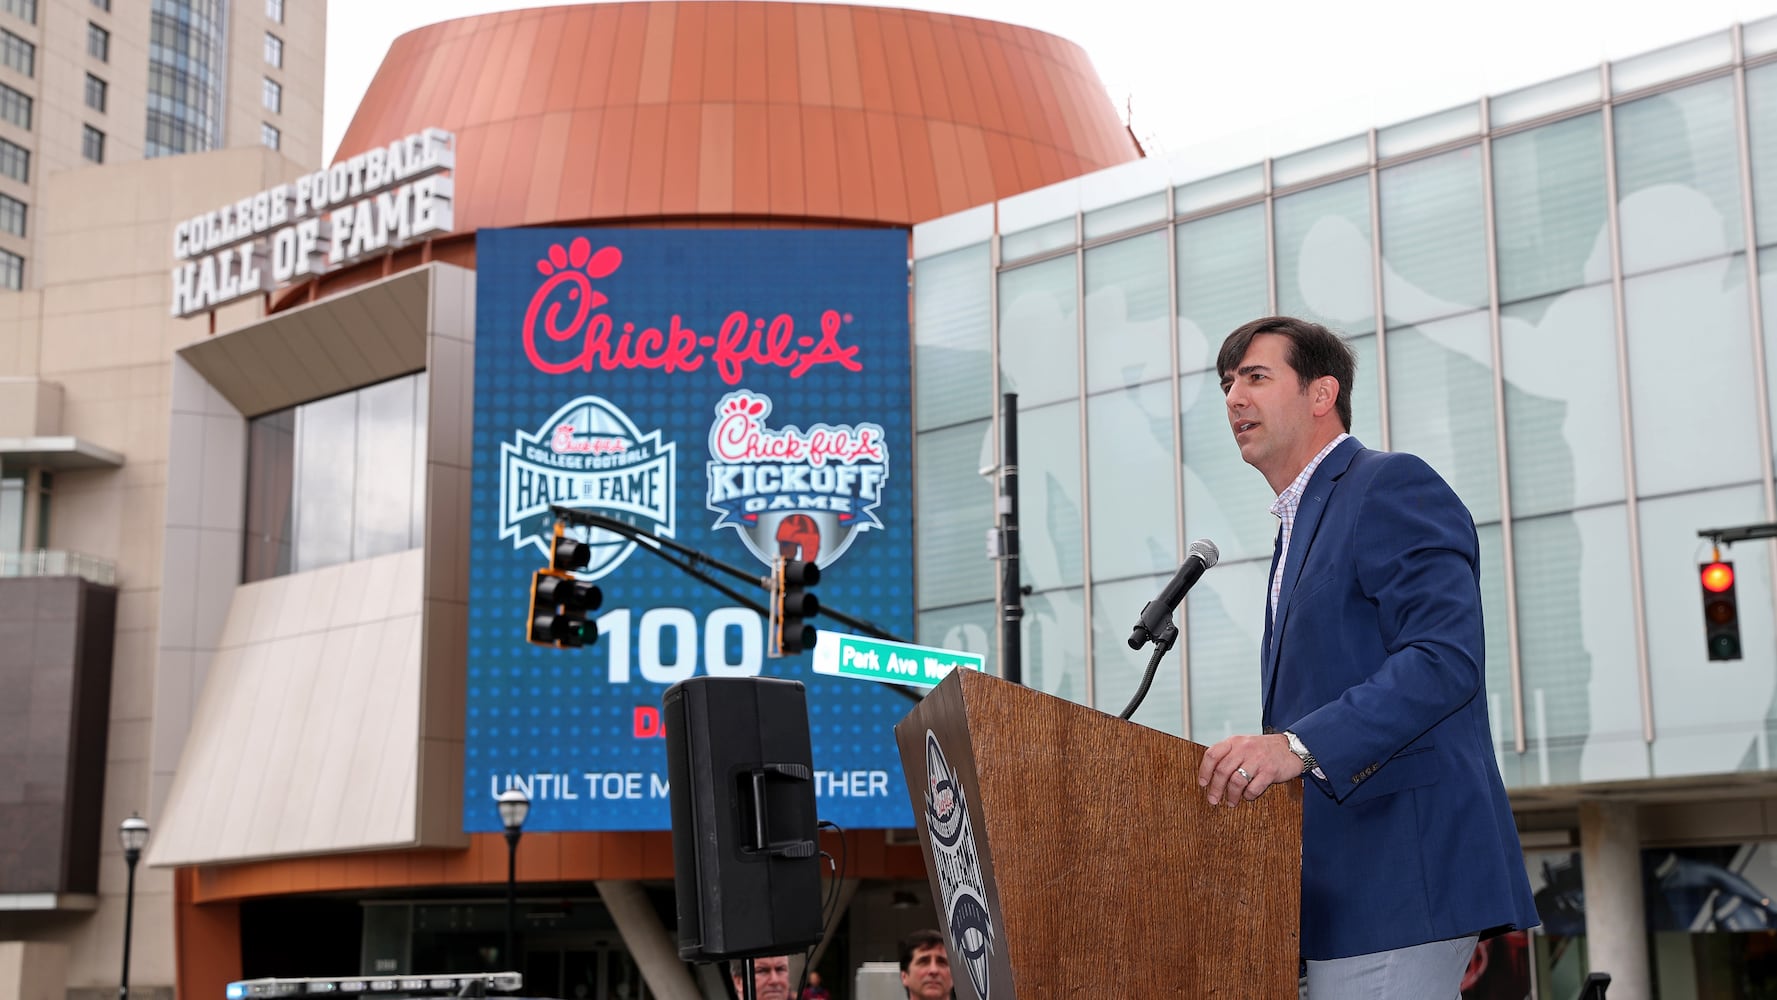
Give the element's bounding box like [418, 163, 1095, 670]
[924, 731, 994, 1000]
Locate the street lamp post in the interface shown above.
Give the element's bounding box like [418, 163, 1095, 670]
[118, 814, 149, 1000]
[495, 789, 530, 972]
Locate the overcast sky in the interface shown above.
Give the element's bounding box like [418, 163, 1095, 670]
[323, 0, 1777, 169]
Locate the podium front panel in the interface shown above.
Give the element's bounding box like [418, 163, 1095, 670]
[896, 668, 1302, 999]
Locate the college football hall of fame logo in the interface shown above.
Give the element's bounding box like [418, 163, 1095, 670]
[704, 389, 888, 567]
[925, 731, 994, 1000]
[498, 395, 675, 580]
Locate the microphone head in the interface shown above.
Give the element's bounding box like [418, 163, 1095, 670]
[1188, 537, 1220, 568]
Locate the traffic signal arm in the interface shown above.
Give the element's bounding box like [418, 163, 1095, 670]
[535, 506, 908, 646]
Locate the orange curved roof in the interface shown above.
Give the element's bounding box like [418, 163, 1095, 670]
[334, 1, 1143, 230]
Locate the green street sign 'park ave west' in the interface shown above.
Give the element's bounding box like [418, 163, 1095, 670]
[810, 632, 985, 689]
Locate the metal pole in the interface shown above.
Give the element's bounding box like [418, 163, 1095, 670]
[119, 853, 137, 1000]
[1000, 392, 1023, 685]
[504, 829, 520, 970]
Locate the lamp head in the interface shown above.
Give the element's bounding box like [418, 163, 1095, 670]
[496, 788, 531, 832]
[119, 813, 149, 860]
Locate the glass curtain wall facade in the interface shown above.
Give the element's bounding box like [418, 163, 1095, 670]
[145, 0, 227, 158]
[912, 21, 1777, 788]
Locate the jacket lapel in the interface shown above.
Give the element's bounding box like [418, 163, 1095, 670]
[1261, 437, 1362, 723]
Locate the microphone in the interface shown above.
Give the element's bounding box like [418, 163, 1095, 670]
[1127, 538, 1220, 650]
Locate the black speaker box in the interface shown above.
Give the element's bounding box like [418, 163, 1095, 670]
[663, 676, 823, 962]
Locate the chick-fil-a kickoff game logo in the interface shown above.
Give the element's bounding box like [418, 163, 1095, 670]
[519, 236, 866, 384]
[705, 390, 888, 569]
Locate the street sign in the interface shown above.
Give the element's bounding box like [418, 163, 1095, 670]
[811, 632, 986, 689]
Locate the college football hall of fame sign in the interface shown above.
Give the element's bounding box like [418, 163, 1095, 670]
[465, 228, 915, 833]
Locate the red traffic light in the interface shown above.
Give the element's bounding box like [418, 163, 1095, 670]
[1702, 561, 1735, 593]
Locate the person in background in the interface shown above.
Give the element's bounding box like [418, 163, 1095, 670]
[727, 955, 792, 1000]
[797, 969, 831, 1000]
[898, 929, 953, 1000]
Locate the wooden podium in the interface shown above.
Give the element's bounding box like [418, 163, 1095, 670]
[894, 668, 1303, 999]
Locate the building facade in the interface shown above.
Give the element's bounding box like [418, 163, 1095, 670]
[912, 17, 1777, 999]
[0, 3, 323, 998]
[1, 4, 1140, 1000]
[0, 0, 324, 294]
[7, 2, 1777, 999]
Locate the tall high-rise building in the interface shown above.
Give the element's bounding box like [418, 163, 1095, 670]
[0, 0, 325, 291]
[0, 6, 322, 1000]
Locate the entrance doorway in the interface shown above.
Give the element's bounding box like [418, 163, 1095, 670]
[523, 940, 650, 1000]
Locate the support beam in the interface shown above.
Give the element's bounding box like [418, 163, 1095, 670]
[596, 880, 701, 1000]
[1578, 801, 1649, 1000]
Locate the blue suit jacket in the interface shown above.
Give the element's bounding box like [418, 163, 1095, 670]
[1262, 437, 1539, 960]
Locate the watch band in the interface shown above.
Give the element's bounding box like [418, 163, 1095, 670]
[1284, 730, 1318, 770]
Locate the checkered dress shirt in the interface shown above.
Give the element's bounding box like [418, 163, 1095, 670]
[1268, 433, 1350, 629]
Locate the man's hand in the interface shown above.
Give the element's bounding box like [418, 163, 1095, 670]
[1198, 733, 1304, 806]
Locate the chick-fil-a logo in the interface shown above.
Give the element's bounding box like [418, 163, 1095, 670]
[521, 237, 865, 385]
[706, 391, 888, 570]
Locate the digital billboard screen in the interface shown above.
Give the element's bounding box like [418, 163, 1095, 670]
[466, 228, 915, 832]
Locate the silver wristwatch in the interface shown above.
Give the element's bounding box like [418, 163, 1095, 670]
[1283, 730, 1318, 770]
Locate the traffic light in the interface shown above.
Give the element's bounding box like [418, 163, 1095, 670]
[527, 524, 602, 648]
[770, 559, 820, 656]
[1700, 559, 1742, 661]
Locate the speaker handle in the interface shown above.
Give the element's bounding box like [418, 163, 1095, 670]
[747, 763, 817, 859]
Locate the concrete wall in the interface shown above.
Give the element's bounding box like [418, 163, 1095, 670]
[0, 144, 308, 999]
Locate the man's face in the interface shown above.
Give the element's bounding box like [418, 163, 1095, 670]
[900, 943, 952, 1000]
[732, 956, 791, 1000]
[1221, 333, 1326, 489]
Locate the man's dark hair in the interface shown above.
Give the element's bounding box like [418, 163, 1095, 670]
[1216, 316, 1356, 431]
[898, 929, 946, 972]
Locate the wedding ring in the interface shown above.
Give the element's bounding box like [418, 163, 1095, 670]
[1235, 767, 1252, 782]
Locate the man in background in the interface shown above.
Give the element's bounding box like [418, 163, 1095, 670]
[898, 930, 953, 1000]
[727, 955, 792, 1000]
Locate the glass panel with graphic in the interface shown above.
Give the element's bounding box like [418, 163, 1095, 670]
[1385, 310, 1501, 523]
[998, 255, 1079, 408]
[1186, 557, 1268, 743]
[1511, 505, 1645, 788]
[1022, 586, 1087, 706]
[1084, 229, 1171, 393]
[1014, 400, 1084, 593]
[1624, 255, 1759, 497]
[1087, 381, 1176, 581]
[1093, 572, 1184, 734]
[1615, 77, 1744, 276]
[1177, 203, 1268, 375]
[1379, 144, 1487, 325]
[915, 421, 994, 610]
[1501, 285, 1624, 518]
[914, 243, 992, 430]
[1638, 485, 1776, 779]
[1492, 112, 1609, 304]
[1275, 176, 1376, 337]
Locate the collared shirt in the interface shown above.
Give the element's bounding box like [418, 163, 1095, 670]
[1268, 433, 1350, 627]
[1269, 433, 1348, 783]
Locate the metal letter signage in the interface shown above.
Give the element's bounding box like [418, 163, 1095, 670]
[168, 127, 456, 318]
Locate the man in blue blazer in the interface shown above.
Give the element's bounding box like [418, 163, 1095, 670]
[1195, 317, 1538, 998]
